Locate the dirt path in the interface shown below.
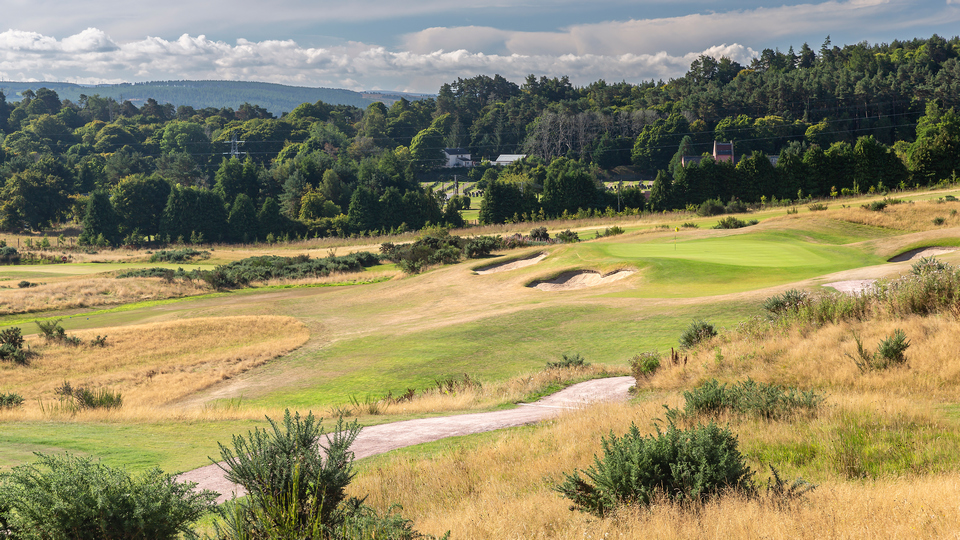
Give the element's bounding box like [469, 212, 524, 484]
[177, 376, 635, 502]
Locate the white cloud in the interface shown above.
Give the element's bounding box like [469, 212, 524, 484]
[402, 0, 897, 56]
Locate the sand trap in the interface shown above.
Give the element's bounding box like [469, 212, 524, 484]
[888, 247, 957, 262]
[476, 252, 547, 274]
[823, 279, 877, 294]
[530, 270, 635, 291]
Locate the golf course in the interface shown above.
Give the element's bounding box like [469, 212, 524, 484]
[3, 189, 960, 538]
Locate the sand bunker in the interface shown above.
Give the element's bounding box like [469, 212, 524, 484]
[823, 279, 877, 294]
[476, 252, 547, 274]
[530, 270, 635, 291]
[889, 247, 957, 262]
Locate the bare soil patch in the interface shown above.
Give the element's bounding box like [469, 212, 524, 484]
[888, 247, 958, 262]
[476, 252, 547, 274]
[529, 270, 635, 291]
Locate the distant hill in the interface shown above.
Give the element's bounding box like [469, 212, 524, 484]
[0, 80, 434, 115]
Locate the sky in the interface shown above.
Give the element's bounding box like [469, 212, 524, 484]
[1, 0, 958, 95]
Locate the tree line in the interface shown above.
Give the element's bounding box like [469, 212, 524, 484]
[0, 34, 959, 240]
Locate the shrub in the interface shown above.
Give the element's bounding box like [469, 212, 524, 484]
[933, 216, 946, 225]
[863, 200, 887, 211]
[55, 381, 123, 410]
[463, 236, 501, 258]
[214, 410, 362, 536]
[556, 229, 580, 243]
[911, 256, 949, 276]
[724, 199, 748, 214]
[696, 198, 726, 217]
[808, 203, 828, 211]
[556, 421, 755, 515]
[17, 281, 33, 288]
[713, 216, 757, 229]
[0, 327, 28, 365]
[546, 353, 589, 369]
[676, 379, 823, 420]
[630, 351, 661, 379]
[149, 248, 211, 263]
[0, 392, 24, 408]
[596, 226, 625, 238]
[680, 222, 699, 228]
[848, 329, 910, 372]
[0, 246, 20, 264]
[0, 452, 217, 539]
[679, 319, 717, 349]
[763, 289, 809, 317]
[529, 227, 549, 241]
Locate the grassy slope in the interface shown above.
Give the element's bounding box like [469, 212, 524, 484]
[2, 192, 960, 477]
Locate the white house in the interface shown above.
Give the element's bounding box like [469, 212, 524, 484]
[443, 148, 474, 168]
[493, 154, 527, 166]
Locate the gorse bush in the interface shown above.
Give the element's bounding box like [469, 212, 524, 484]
[630, 351, 661, 379]
[149, 248, 211, 263]
[555, 229, 580, 243]
[0, 452, 217, 539]
[763, 289, 809, 317]
[696, 198, 726, 216]
[673, 379, 824, 421]
[529, 226, 549, 241]
[556, 421, 755, 516]
[35, 319, 81, 346]
[0, 246, 20, 264]
[712, 216, 758, 229]
[546, 353, 589, 369]
[807, 202, 828, 211]
[0, 392, 24, 408]
[679, 319, 717, 349]
[596, 226, 625, 238]
[848, 329, 910, 372]
[55, 381, 123, 410]
[0, 327, 28, 365]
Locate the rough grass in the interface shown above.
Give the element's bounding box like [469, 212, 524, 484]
[0, 277, 208, 316]
[0, 316, 310, 418]
[832, 198, 960, 231]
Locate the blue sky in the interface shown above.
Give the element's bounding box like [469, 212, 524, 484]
[1, 0, 958, 94]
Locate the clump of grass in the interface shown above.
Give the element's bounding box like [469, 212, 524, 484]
[933, 216, 946, 225]
[546, 353, 589, 369]
[595, 226, 625, 238]
[763, 289, 809, 318]
[847, 329, 910, 372]
[670, 379, 824, 421]
[148, 248, 211, 263]
[679, 319, 717, 349]
[863, 200, 887, 211]
[35, 319, 81, 346]
[808, 203, 828, 211]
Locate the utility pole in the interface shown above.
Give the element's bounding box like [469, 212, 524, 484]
[223, 132, 246, 159]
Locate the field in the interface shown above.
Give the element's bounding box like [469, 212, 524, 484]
[3, 189, 960, 538]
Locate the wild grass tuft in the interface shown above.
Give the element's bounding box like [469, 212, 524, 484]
[672, 379, 824, 421]
[679, 319, 717, 349]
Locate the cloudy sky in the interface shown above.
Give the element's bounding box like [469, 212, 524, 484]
[1, 0, 958, 94]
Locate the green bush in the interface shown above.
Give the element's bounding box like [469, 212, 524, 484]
[933, 216, 946, 225]
[149, 248, 211, 263]
[911, 256, 949, 276]
[0, 327, 28, 365]
[546, 353, 589, 369]
[556, 229, 580, 243]
[529, 227, 549, 241]
[713, 216, 757, 229]
[679, 319, 717, 349]
[596, 226, 625, 238]
[630, 351, 661, 379]
[0, 452, 217, 539]
[0, 246, 20, 264]
[696, 198, 726, 217]
[807, 203, 828, 211]
[763, 289, 809, 317]
[849, 330, 910, 372]
[214, 411, 362, 537]
[556, 421, 755, 515]
[0, 392, 24, 408]
[55, 381, 123, 410]
[863, 200, 887, 211]
[676, 379, 823, 420]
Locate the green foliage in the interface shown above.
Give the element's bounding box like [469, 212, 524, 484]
[0, 327, 28, 365]
[862, 200, 887, 211]
[673, 379, 824, 421]
[55, 381, 123, 410]
[0, 452, 217, 539]
[807, 203, 828, 211]
[911, 256, 949, 276]
[463, 235, 502, 258]
[630, 351, 661, 379]
[595, 225, 625, 238]
[763, 289, 809, 317]
[555, 229, 580, 243]
[713, 216, 758, 229]
[933, 216, 946, 225]
[696, 198, 726, 216]
[0, 246, 20, 264]
[529, 226, 549, 241]
[214, 411, 361, 537]
[35, 319, 81, 346]
[848, 330, 910, 372]
[546, 352, 590, 369]
[679, 319, 717, 349]
[0, 392, 24, 408]
[149, 248, 211, 263]
[556, 421, 755, 516]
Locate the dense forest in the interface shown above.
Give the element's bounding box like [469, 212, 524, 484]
[1, 34, 960, 245]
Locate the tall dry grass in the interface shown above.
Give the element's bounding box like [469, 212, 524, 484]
[351, 397, 960, 540]
[0, 316, 309, 420]
[0, 277, 208, 315]
[831, 198, 960, 231]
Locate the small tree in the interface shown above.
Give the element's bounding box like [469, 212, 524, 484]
[78, 190, 120, 246]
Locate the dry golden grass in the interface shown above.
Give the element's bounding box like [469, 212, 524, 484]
[352, 398, 960, 540]
[259, 269, 401, 288]
[831, 198, 960, 232]
[0, 316, 309, 419]
[0, 277, 208, 315]
[645, 315, 960, 400]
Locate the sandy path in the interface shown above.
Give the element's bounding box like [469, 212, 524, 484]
[177, 376, 635, 502]
[888, 247, 958, 262]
